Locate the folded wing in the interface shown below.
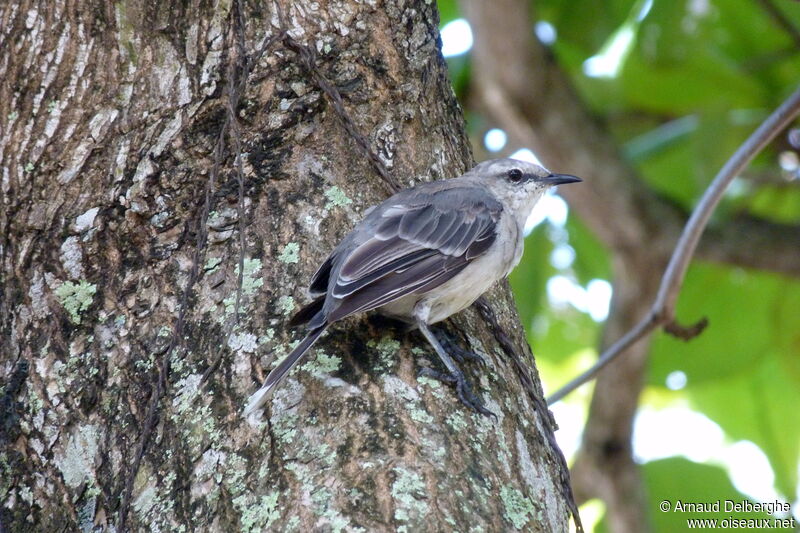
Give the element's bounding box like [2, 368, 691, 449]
[321, 186, 502, 323]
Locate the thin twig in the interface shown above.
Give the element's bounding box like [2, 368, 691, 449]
[118, 6, 265, 527]
[199, 25, 287, 389]
[548, 84, 800, 405]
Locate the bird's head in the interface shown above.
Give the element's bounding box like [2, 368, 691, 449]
[468, 158, 582, 222]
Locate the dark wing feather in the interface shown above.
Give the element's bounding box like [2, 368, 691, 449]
[308, 254, 335, 297]
[288, 297, 324, 327]
[324, 186, 502, 323]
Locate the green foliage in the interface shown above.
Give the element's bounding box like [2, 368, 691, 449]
[566, 215, 612, 285]
[508, 227, 553, 333]
[650, 263, 800, 498]
[510, 215, 610, 366]
[642, 458, 780, 532]
[650, 263, 800, 385]
[441, 0, 800, 518]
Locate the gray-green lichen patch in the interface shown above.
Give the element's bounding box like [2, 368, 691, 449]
[259, 328, 275, 345]
[391, 467, 429, 529]
[310, 487, 356, 532]
[409, 406, 433, 424]
[301, 351, 341, 378]
[383, 376, 434, 425]
[278, 242, 300, 264]
[233, 492, 280, 533]
[239, 258, 264, 294]
[55, 424, 101, 488]
[383, 376, 419, 402]
[223, 258, 264, 316]
[269, 384, 306, 445]
[171, 373, 223, 452]
[204, 256, 222, 273]
[172, 374, 203, 414]
[54, 280, 97, 324]
[446, 411, 468, 432]
[324, 186, 353, 209]
[285, 516, 300, 531]
[415, 376, 440, 389]
[228, 331, 258, 353]
[369, 336, 401, 372]
[499, 485, 539, 530]
[276, 295, 295, 316]
[415, 375, 445, 399]
[192, 448, 226, 502]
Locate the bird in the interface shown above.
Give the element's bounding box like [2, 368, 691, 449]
[244, 158, 581, 416]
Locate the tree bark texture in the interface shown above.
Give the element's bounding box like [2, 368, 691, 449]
[1, 1, 575, 531]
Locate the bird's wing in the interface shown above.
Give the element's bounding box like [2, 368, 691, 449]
[324, 186, 503, 322]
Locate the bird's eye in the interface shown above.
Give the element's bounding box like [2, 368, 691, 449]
[507, 168, 523, 183]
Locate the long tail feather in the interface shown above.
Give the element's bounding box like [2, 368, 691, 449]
[243, 326, 327, 416]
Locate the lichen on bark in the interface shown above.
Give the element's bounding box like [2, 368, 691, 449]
[0, 1, 573, 531]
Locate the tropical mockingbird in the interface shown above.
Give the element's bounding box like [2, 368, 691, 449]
[244, 158, 581, 416]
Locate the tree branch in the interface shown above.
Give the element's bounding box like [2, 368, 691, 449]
[548, 84, 800, 404]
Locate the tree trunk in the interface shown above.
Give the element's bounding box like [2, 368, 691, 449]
[1, 1, 575, 531]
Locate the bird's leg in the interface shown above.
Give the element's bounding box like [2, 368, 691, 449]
[433, 328, 486, 366]
[416, 318, 495, 418]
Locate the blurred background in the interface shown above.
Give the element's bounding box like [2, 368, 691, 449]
[436, 0, 800, 530]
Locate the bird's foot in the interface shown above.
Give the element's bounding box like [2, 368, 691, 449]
[433, 329, 487, 366]
[419, 367, 496, 419]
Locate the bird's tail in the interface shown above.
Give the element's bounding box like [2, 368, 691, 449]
[243, 326, 327, 417]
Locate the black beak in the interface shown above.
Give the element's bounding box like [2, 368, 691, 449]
[541, 173, 582, 186]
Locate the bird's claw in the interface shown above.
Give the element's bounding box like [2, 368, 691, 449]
[434, 329, 487, 366]
[418, 367, 496, 419]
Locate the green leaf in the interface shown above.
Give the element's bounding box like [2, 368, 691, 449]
[436, 0, 461, 26]
[641, 458, 782, 533]
[508, 220, 603, 365]
[508, 226, 554, 333]
[536, 0, 640, 57]
[649, 262, 800, 498]
[747, 186, 800, 224]
[535, 307, 599, 364]
[687, 355, 800, 500]
[566, 215, 612, 286]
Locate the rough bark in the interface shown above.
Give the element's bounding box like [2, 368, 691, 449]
[1, 1, 575, 531]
